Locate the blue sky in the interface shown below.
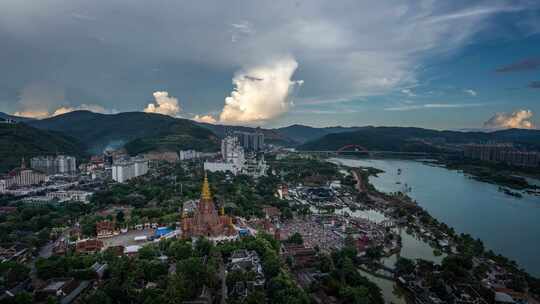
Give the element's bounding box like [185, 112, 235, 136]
[285, 34, 540, 129]
[0, 0, 539, 129]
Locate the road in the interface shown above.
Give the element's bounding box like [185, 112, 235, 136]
[220, 260, 227, 304]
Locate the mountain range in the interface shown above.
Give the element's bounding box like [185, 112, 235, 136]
[298, 126, 540, 152]
[274, 124, 368, 144]
[26, 111, 219, 155]
[0, 112, 35, 123]
[2, 110, 540, 173]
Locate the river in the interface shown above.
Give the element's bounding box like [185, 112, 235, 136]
[330, 157, 540, 277]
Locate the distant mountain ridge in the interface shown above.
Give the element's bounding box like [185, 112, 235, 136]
[273, 124, 368, 144]
[28, 111, 219, 154]
[5, 110, 540, 164]
[299, 126, 540, 152]
[0, 122, 85, 173]
[196, 123, 369, 146]
[0, 112, 35, 123]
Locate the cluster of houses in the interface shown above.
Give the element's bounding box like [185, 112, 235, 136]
[226, 250, 266, 299]
[396, 257, 532, 304]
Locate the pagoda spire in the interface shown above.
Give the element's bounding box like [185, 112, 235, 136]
[201, 172, 212, 200]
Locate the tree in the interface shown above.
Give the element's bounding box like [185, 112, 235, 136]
[0, 262, 30, 287]
[177, 257, 207, 298]
[339, 286, 370, 304]
[163, 274, 188, 304]
[4, 292, 33, 304]
[365, 246, 382, 261]
[245, 290, 266, 304]
[81, 289, 112, 304]
[167, 240, 193, 261]
[287, 232, 303, 245]
[138, 245, 158, 260]
[268, 272, 310, 304]
[116, 210, 125, 223]
[342, 235, 358, 260]
[194, 237, 212, 257]
[318, 254, 334, 273]
[395, 257, 415, 275]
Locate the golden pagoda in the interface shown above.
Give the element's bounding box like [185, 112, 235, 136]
[181, 172, 236, 239]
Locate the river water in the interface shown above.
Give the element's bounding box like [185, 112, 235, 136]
[330, 157, 540, 277]
[336, 207, 442, 303]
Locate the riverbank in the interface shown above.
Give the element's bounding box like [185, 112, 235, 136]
[438, 158, 540, 192]
[329, 157, 540, 302]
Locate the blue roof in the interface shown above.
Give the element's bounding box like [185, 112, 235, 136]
[155, 227, 172, 237]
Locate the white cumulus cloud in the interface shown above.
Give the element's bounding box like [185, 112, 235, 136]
[144, 91, 181, 117]
[483, 109, 536, 129]
[51, 104, 109, 116]
[218, 57, 302, 124]
[193, 114, 217, 124]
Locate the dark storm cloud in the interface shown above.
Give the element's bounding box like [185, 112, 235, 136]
[0, 0, 538, 120]
[495, 57, 540, 73]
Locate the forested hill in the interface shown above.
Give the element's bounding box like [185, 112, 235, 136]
[274, 124, 368, 144]
[298, 127, 540, 152]
[28, 111, 219, 154]
[0, 122, 85, 173]
[0, 112, 35, 123]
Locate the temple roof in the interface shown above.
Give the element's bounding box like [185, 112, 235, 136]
[201, 172, 212, 200]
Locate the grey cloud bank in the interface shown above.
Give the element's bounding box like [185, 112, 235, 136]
[0, 0, 538, 126]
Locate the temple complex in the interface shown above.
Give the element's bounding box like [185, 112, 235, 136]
[181, 173, 237, 240]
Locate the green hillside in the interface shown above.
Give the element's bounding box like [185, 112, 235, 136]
[274, 124, 367, 144]
[0, 123, 85, 173]
[29, 111, 219, 154]
[299, 127, 540, 152]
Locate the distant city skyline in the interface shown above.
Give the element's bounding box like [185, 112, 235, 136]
[1, 1, 539, 129]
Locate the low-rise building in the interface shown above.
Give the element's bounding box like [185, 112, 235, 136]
[3, 161, 48, 188]
[20, 196, 54, 206]
[0, 244, 29, 263]
[34, 278, 90, 304]
[75, 239, 104, 254]
[203, 161, 240, 175]
[144, 151, 179, 163]
[262, 206, 281, 220]
[227, 250, 265, 299]
[281, 244, 317, 269]
[96, 220, 115, 238]
[179, 150, 201, 161]
[46, 190, 93, 203]
[124, 245, 142, 256]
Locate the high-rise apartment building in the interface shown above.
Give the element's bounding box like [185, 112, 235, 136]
[463, 144, 540, 167]
[233, 131, 264, 152]
[112, 157, 149, 183]
[30, 155, 77, 174]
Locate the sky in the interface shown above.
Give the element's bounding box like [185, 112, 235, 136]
[0, 0, 539, 129]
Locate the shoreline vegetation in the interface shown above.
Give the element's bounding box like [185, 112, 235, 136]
[329, 156, 540, 301]
[437, 158, 540, 194]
